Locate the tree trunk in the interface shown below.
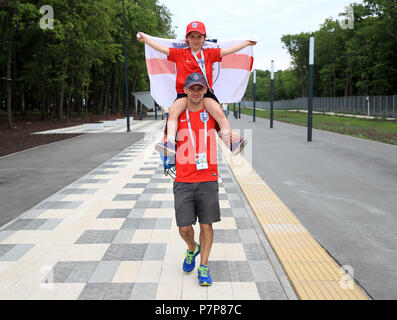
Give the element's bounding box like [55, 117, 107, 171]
[66, 67, 75, 120]
[103, 66, 113, 118]
[6, 9, 15, 128]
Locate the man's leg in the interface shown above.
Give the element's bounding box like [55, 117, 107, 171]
[199, 223, 213, 266]
[179, 225, 196, 252]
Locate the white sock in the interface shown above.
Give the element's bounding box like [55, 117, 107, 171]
[167, 135, 176, 143]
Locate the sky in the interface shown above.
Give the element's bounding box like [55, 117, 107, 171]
[157, 0, 362, 71]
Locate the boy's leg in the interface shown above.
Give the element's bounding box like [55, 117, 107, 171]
[204, 98, 247, 155]
[167, 97, 187, 143]
[156, 97, 187, 155]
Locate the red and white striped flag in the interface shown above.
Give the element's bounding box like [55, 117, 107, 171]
[144, 35, 254, 107]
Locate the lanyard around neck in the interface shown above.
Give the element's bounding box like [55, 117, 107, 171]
[191, 50, 213, 93]
[185, 107, 207, 154]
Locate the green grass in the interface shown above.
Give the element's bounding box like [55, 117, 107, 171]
[239, 107, 397, 145]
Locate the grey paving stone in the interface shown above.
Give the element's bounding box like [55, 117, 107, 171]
[127, 209, 145, 218]
[234, 217, 252, 229]
[139, 167, 158, 171]
[207, 261, 230, 282]
[143, 243, 167, 261]
[130, 283, 158, 300]
[154, 218, 172, 230]
[38, 219, 63, 230]
[132, 174, 152, 179]
[219, 193, 228, 200]
[112, 194, 140, 201]
[124, 183, 148, 188]
[98, 209, 131, 219]
[121, 218, 141, 230]
[243, 243, 268, 261]
[143, 188, 168, 194]
[89, 261, 120, 283]
[238, 229, 261, 244]
[36, 201, 83, 210]
[59, 188, 98, 195]
[160, 201, 174, 209]
[78, 179, 109, 184]
[229, 200, 245, 209]
[138, 218, 157, 229]
[0, 232, 15, 243]
[51, 261, 80, 283]
[133, 201, 162, 209]
[149, 178, 170, 183]
[227, 261, 254, 282]
[104, 283, 136, 300]
[89, 171, 118, 175]
[256, 281, 287, 300]
[100, 165, 123, 168]
[112, 230, 136, 243]
[213, 230, 241, 243]
[103, 244, 148, 261]
[226, 193, 242, 201]
[248, 260, 279, 282]
[220, 208, 233, 217]
[3, 219, 47, 231]
[231, 208, 248, 218]
[20, 209, 46, 219]
[75, 230, 118, 244]
[0, 244, 16, 257]
[138, 194, 152, 201]
[78, 283, 108, 300]
[65, 261, 99, 283]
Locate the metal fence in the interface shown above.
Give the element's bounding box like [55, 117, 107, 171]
[241, 95, 397, 118]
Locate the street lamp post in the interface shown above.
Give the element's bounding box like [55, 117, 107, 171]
[122, 0, 131, 132]
[253, 69, 256, 122]
[270, 60, 274, 128]
[307, 35, 314, 142]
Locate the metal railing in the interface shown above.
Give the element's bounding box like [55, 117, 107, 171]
[241, 95, 397, 118]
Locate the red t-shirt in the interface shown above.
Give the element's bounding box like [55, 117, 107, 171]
[168, 48, 222, 94]
[175, 108, 218, 183]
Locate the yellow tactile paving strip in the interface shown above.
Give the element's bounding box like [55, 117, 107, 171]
[219, 140, 369, 300]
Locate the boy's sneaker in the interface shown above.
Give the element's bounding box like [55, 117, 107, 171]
[230, 137, 248, 156]
[197, 265, 212, 286]
[155, 140, 176, 156]
[183, 243, 200, 273]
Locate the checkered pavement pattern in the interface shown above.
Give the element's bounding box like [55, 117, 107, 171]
[0, 134, 290, 300]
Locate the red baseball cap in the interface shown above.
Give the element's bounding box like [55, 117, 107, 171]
[186, 21, 206, 37]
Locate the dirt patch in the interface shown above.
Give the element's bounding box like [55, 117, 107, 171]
[0, 114, 124, 157]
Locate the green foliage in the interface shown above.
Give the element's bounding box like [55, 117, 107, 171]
[244, 0, 397, 102]
[0, 0, 174, 118]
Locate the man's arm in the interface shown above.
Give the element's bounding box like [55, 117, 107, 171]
[137, 32, 170, 56]
[220, 40, 256, 58]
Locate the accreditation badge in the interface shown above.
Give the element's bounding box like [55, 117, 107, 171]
[195, 153, 208, 170]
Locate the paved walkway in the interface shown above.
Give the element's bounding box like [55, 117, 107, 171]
[0, 121, 296, 300]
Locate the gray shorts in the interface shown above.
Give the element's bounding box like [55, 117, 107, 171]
[173, 181, 221, 227]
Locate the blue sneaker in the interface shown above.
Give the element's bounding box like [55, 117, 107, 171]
[155, 141, 176, 156]
[183, 243, 200, 273]
[197, 265, 212, 286]
[230, 137, 247, 156]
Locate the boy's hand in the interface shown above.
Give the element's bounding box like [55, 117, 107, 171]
[137, 32, 146, 43]
[248, 40, 257, 46]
